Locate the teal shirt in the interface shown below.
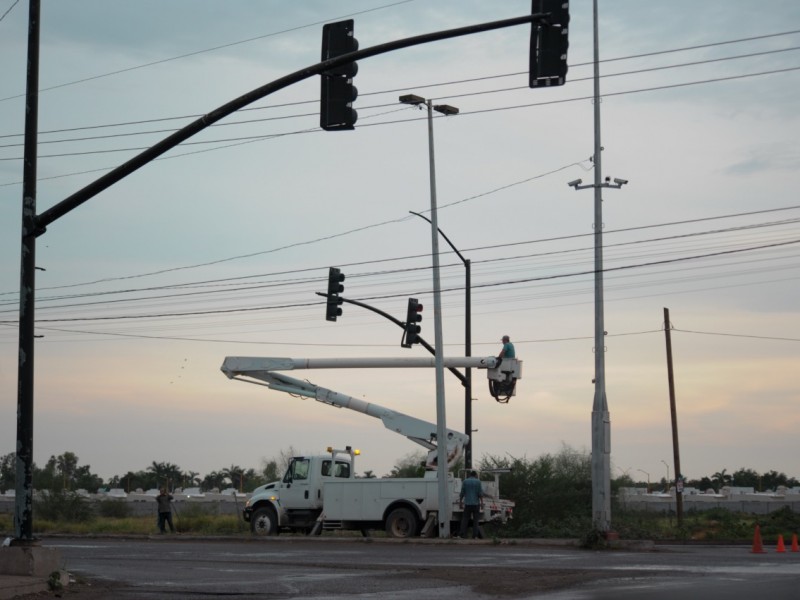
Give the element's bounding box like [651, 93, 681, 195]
[460, 476, 485, 506]
[501, 342, 515, 359]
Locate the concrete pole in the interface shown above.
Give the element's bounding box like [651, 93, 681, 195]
[426, 99, 451, 538]
[590, 0, 612, 533]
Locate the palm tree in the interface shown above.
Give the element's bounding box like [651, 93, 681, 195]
[184, 471, 200, 488]
[56, 451, 79, 490]
[711, 469, 731, 491]
[223, 465, 244, 491]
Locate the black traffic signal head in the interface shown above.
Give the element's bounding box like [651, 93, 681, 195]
[321, 76, 358, 130]
[326, 267, 345, 322]
[321, 20, 359, 131]
[401, 297, 423, 347]
[530, 0, 570, 87]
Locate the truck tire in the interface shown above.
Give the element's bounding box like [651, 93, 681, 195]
[385, 507, 418, 539]
[250, 506, 278, 536]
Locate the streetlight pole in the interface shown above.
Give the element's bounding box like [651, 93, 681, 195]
[637, 469, 650, 494]
[409, 211, 473, 469]
[400, 94, 459, 538]
[661, 460, 670, 493]
[567, 0, 628, 535]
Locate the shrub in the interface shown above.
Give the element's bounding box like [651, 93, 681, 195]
[96, 498, 132, 518]
[34, 489, 93, 523]
[480, 445, 591, 538]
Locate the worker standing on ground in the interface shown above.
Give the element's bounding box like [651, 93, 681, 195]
[156, 488, 176, 534]
[458, 470, 488, 539]
[498, 335, 515, 360]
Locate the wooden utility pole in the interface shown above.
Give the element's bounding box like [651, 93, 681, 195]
[663, 307, 683, 525]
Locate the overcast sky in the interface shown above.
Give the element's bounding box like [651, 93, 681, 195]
[1, 0, 799, 489]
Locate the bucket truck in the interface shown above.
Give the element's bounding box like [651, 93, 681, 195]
[221, 355, 521, 538]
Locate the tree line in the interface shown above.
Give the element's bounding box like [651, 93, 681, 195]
[0, 449, 797, 496]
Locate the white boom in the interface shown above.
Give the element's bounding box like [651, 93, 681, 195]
[220, 355, 522, 468]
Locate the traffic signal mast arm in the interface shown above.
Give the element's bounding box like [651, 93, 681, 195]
[221, 355, 522, 467]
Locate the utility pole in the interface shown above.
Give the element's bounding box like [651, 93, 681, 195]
[663, 307, 683, 526]
[567, 0, 627, 534]
[15, 0, 41, 543]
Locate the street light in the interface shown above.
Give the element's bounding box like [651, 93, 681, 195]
[661, 460, 670, 492]
[409, 210, 473, 470]
[400, 93, 459, 538]
[637, 469, 650, 494]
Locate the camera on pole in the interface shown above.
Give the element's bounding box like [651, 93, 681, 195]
[320, 20, 359, 130]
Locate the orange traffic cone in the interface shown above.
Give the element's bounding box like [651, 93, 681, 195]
[751, 524, 767, 554]
[776, 534, 786, 553]
[791, 533, 799, 552]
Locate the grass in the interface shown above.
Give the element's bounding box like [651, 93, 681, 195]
[0, 512, 249, 536]
[3, 506, 798, 541]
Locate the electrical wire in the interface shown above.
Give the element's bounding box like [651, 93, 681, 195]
[2, 235, 795, 324]
[3, 29, 798, 140]
[672, 328, 800, 343]
[0, 0, 19, 24]
[3, 64, 799, 162]
[0, 0, 418, 103]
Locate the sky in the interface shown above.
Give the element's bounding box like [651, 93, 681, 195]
[1, 0, 799, 490]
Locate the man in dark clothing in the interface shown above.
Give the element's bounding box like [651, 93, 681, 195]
[156, 488, 175, 533]
[458, 470, 488, 539]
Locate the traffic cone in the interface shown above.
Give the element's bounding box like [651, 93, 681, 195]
[776, 534, 786, 553]
[791, 533, 799, 552]
[751, 524, 767, 554]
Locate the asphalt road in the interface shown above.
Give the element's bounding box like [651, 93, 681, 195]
[43, 536, 800, 599]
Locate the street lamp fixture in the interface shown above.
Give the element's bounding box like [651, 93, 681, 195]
[433, 104, 459, 116]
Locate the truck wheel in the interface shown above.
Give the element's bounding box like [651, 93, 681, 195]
[250, 507, 278, 536]
[385, 507, 418, 539]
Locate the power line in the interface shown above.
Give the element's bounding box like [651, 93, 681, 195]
[6, 58, 800, 159]
[0, 0, 418, 103]
[5, 237, 796, 324]
[3, 29, 798, 140]
[0, 0, 19, 24]
[673, 328, 800, 343]
[4, 44, 799, 149]
[3, 202, 797, 300]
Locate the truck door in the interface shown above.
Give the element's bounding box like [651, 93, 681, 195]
[280, 458, 317, 509]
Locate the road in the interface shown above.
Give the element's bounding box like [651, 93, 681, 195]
[44, 536, 800, 599]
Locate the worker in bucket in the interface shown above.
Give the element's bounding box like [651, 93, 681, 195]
[498, 335, 515, 361]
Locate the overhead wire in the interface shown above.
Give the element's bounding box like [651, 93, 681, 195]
[2, 29, 798, 140]
[2, 234, 796, 324]
[0, 0, 418, 103]
[2, 64, 799, 162]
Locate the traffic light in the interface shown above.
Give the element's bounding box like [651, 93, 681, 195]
[325, 267, 345, 322]
[529, 0, 570, 87]
[320, 20, 358, 131]
[401, 298, 423, 348]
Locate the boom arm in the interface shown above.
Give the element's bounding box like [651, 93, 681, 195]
[221, 356, 522, 468]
